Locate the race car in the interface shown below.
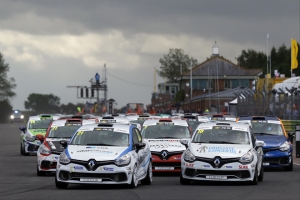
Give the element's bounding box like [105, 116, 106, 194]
[99, 116, 142, 130]
[209, 114, 236, 122]
[180, 121, 264, 185]
[19, 114, 59, 156]
[237, 116, 294, 171]
[126, 114, 161, 128]
[36, 118, 96, 176]
[181, 115, 209, 133]
[55, 123, 152, 189]
[141, 118, 191, 172]
[10, 110, 24, 123]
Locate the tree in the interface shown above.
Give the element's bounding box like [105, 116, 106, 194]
[0, 53, 16, 101]
[238, 49, 267, 73]
[157, 48, 198, 83]
[24, 93, 60, 113]
[0, 99, 13, 123]
[60, 103, 77, 114]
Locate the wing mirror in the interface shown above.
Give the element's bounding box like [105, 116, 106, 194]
[135, 143, 146, 151]
[255, 140, 265, 147]
[19, 127, 26, 133]
[180, 138, 190, 148]
[35, 134, 45, 142]
[60, 140, 68, 148]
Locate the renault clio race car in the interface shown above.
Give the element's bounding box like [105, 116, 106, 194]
[141, 118, 191, 172]
[237, 116, 294, 171]
[20, 115, 58, 156]
[55, 123, 152, 189]
[180, 121, 264, 185]
[36, 118, 97, 176]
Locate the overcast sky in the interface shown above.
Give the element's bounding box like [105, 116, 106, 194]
[1, 0, 299, 111]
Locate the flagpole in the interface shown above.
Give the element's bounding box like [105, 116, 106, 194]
[267, 33, 269, 90]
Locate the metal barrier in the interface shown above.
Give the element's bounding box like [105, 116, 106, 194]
[296, 124, 300, 158]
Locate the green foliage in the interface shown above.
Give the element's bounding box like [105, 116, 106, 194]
[174, 90, 185, 102]
[238, 43, 300, 77]
[60, 103, 77, 114]
[24, 93, 60, 113]
[0, 53, 16, 101]
[0, 99, 13, 123]
[157, 48, 198, 83]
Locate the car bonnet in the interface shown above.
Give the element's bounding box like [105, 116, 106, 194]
[190, 143, 252, 159]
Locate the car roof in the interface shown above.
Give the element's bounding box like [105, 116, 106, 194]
[197, 121, 250, 131]
[142, 118, 188, 126]
[238, 115, 279, 121]
[99, 116, 130, 123]
[77, 123, 132, 134]
[50, 119, 96, 127]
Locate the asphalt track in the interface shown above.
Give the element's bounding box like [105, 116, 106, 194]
[0, 123, 299, 200]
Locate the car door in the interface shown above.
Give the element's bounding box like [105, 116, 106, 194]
[250, 128, 263, 170]
[132, 128, 148, 179]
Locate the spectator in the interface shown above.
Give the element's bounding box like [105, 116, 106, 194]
[178, 107, 184, 114]
[198, 108, 203, 115]
[95, 73, 100, 86]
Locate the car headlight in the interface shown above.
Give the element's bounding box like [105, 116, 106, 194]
[20, 115, 24, 119]
[25, 133, 36, 142]
[184, 149, 195, 162]
[59, 151, 70, 165]
[10, 115, 14, 119]
[39, 144, 51, 156]
[115, 153, 131, 166]
[239, 151, 254, 164]
[279, 141, 290, 151]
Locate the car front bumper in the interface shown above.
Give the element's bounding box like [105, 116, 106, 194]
[24, 140, 41, 154]
[56, 163, 133, 185]
[37, 152, 60, 172]
[181, 160, 255, 181]
[151, 154, 182, 172]
[263, 150, 292, 168]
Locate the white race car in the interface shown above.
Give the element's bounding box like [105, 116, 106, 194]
[37, 118, 96, 176]
[141, 118, 191, 173]
[180, 121, 264, 185]
[55, 123, 152, 189]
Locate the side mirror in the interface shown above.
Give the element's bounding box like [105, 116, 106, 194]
[288, 132, 295, 136]
[60, 140, 68, 148]
[135, 143, 146, 151]
[288, 132, 295, 143]
[255, 140, 265, 147]
[180, 138, 190, 149]
[19, 127, 26, 133]
[36, 134, 44, 142]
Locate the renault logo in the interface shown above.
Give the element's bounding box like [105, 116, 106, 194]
[161, 151, 168, 159]
[214, 158, 221, 168]
[88, 160, 96, 171]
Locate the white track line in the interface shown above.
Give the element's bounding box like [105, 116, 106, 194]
[293, 163, 300, 166]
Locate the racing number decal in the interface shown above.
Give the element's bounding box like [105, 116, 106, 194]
[51, 126, 58, 130]
[30, 120, 36, 124]
[198, 129, 204, 134]
[77, 131, 84, 135]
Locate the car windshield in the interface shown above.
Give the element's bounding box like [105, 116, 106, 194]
[251, 121, 284, 136]
[48, 126, 80, 138]
[187, 121, 203, 133]
[70, 130, 129, 146]
[192, 126, 250, 144]
[28, 119, 53, 129]
[141, 124, 190, 139]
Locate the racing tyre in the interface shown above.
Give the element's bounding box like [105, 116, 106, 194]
[249, 167, 258, 185]
[284, 158, 293, 171]
[180, 173, 190, 185]
[20, 144, 24, 155]
[141, 162, 152, 185]
[258, 162, 264, 182]
[37, 165, 46, 176]
[21, 144, 29, 156]
[55, 176, 68, 189]
[129, 164, 138, 188]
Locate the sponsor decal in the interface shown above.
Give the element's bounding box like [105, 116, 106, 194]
[86, 147, 96, 149]
[224, 166, 232, 169]
[267, 120, 280, 124]
[173, 156, 181, 160]
[148, 140, 179, 142]
[239, 165, 248, 169]
[185, 163, 194, 167]
[77, 150, 113, 153]
[213, 126, 231, 130]
[126, 167, 131, 171]
[232, 127, 247, 131]
[93, 128, 114, 131]
[149, 144, 182, 148]
[202, 165, 210, 168]
[197, 146, 208, 153]
[74, 166, 84, 170]
[103, 167, 114, 171]
[208, 147, 236, 154]
[97, 147, 108, 149]
[100, 120, 116, 123]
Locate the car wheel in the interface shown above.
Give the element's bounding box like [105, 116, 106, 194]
[249, 166, 258, 185]
[55, 176, 68, 189]
[21, 143, 29, 156]
[284, 158, 293, 171]
[141, 162, 152, 185]
[129, 164, 138, 188]
[20, 144, 24, 155]
[37, 165, 46, 176]
[258, 162, 264, 182]
[180, 173, 190, 185]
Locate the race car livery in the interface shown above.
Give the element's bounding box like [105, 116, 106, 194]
[37, 119, 96, 176]
[237, 116, 294, 171]
[141, 118, 190, 172]
[20, 115, 57, 156]
[55, 123, 152, 189]
[180, 121, 264, 185]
